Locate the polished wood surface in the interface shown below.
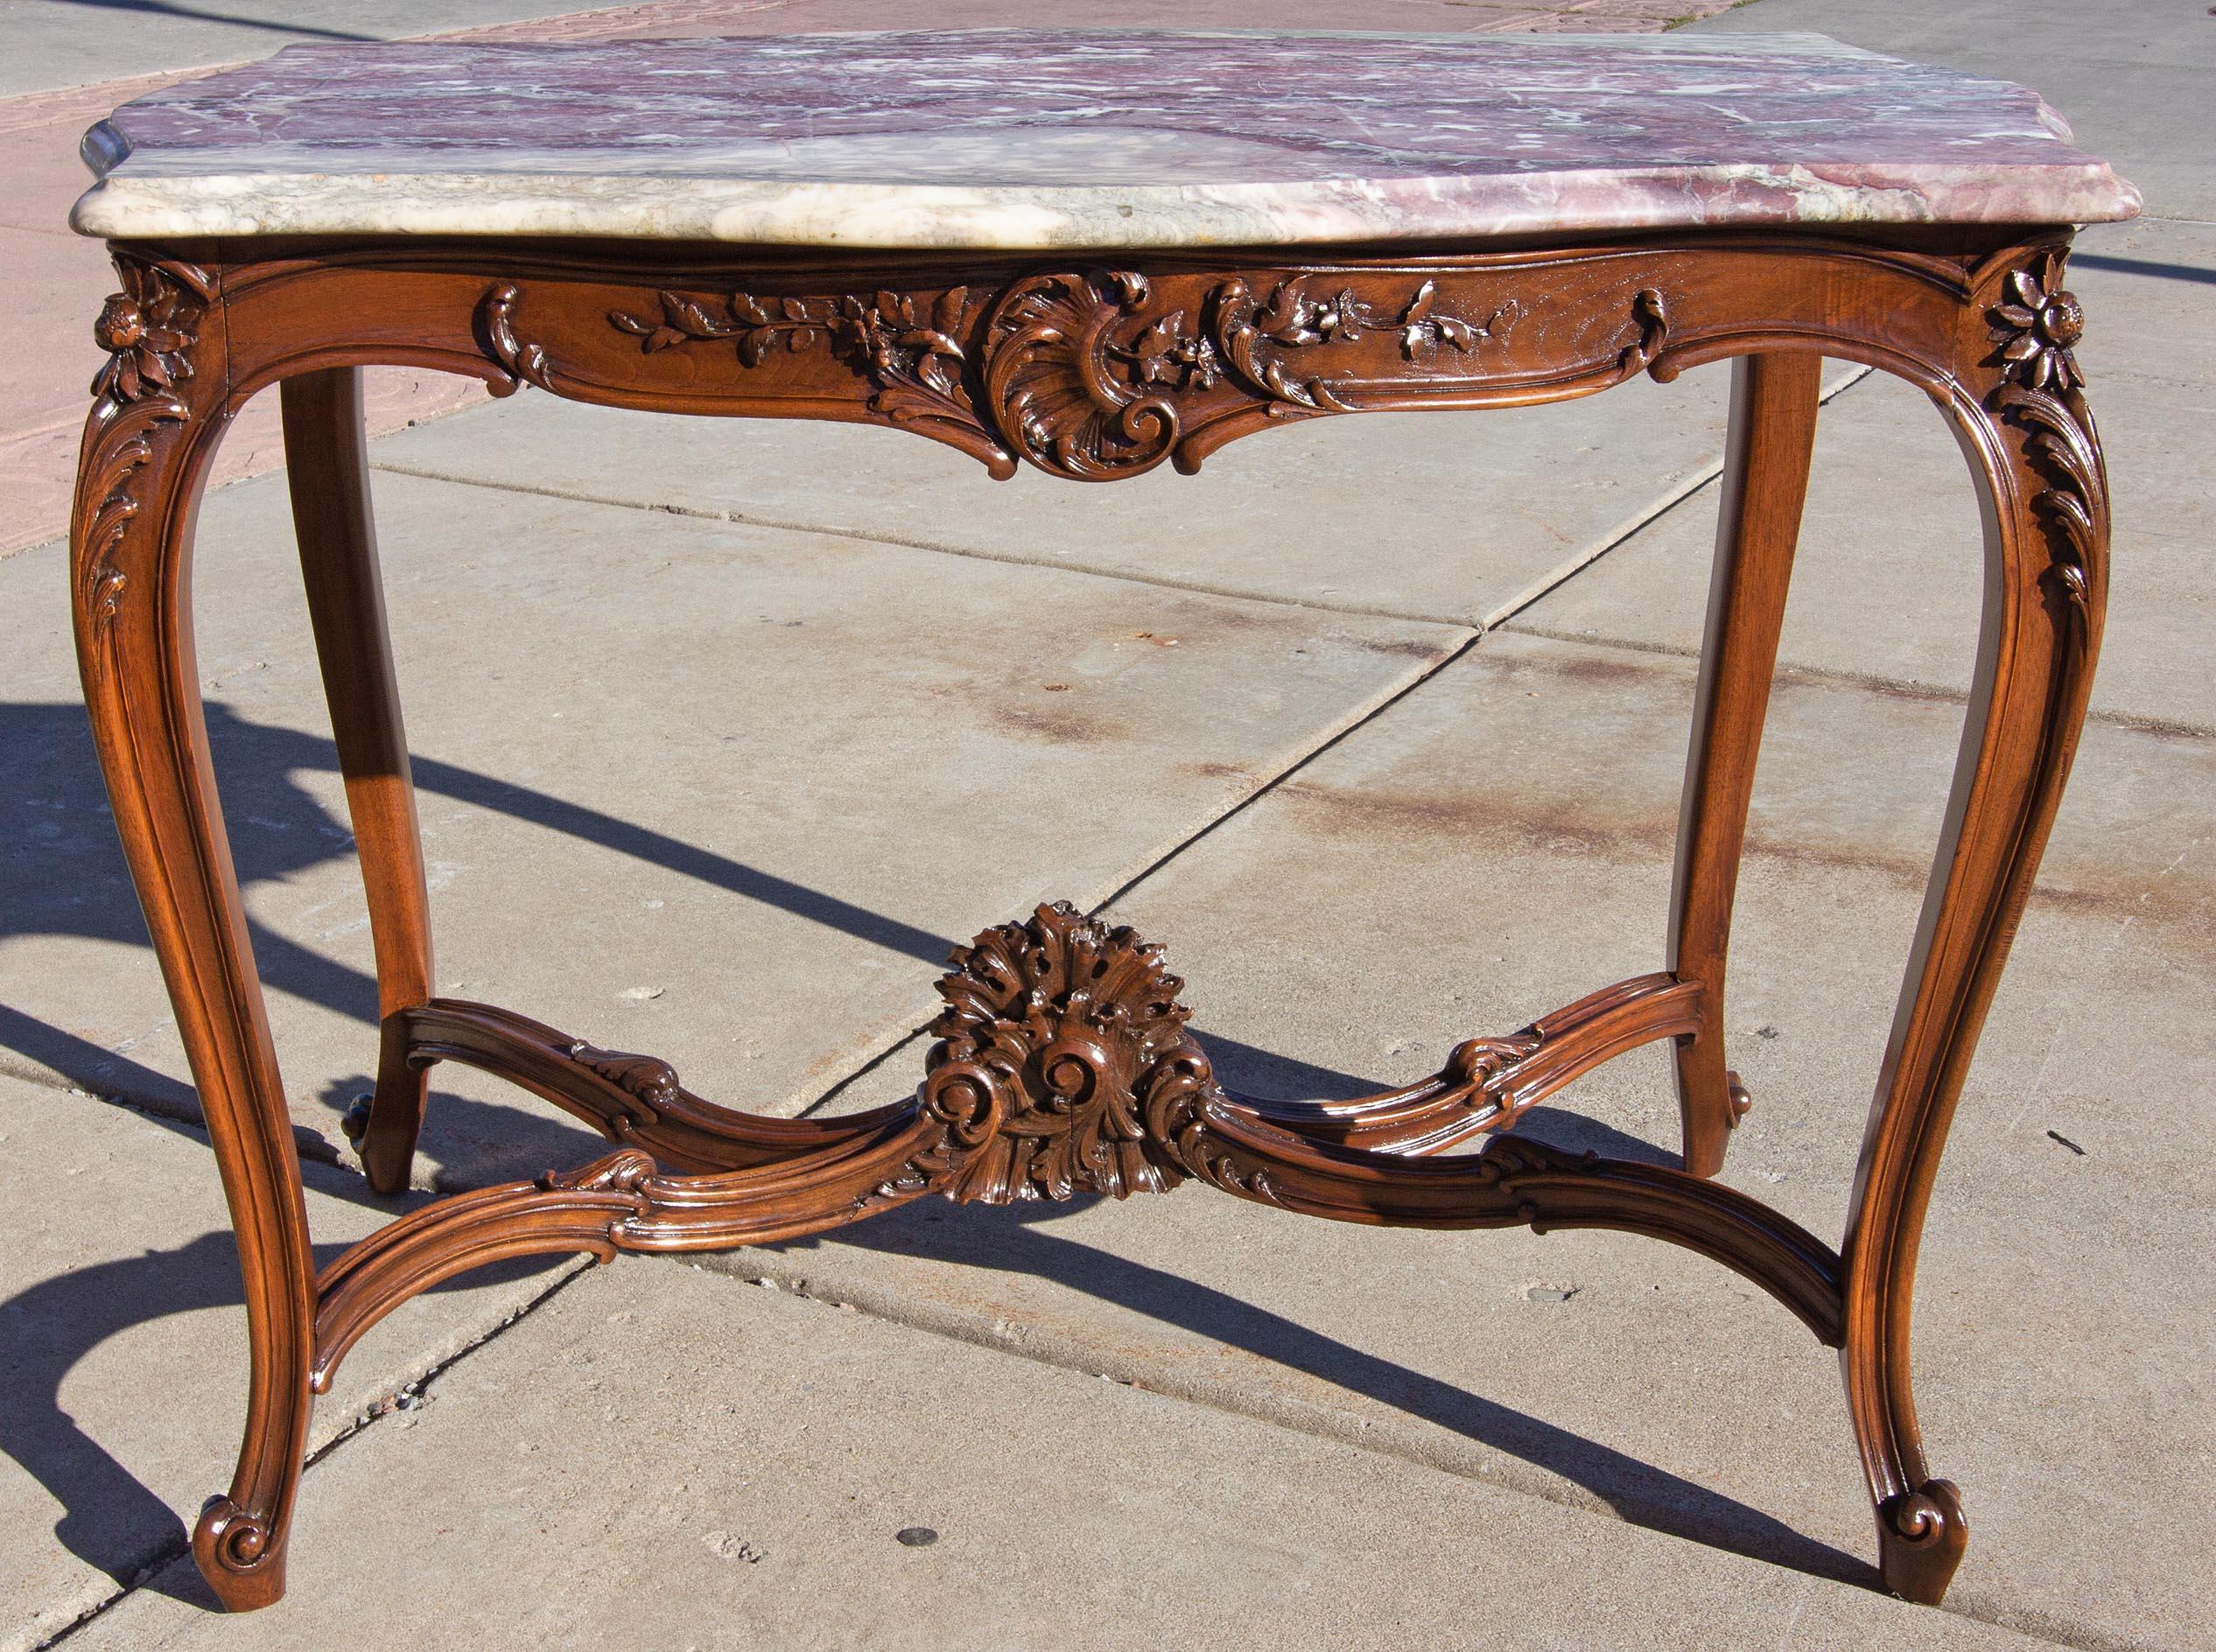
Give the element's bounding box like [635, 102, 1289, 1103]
[69, 228, 2109, 1614]
[1667, 349, 1822, 1177]
[283, 368, 435, 1198]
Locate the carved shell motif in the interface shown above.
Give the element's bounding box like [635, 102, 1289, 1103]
[984, 270, 1182, 481]
[917, 901, 1209, 1202]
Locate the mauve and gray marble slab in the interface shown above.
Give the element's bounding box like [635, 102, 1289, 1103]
[72, 29, 2140, 248]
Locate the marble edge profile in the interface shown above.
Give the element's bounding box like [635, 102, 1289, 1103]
[71, 165, 2144, 248]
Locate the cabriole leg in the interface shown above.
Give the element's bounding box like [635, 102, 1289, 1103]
[284, 368, 434, 1195]
[1667, 351, 1821, 1176]
[1844, 250, 2107, 1605]
[73, 256, 313, 1610]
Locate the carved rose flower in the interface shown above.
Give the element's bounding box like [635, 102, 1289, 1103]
[1993, 265, 2084, 393]
[92, 260, 196, 403]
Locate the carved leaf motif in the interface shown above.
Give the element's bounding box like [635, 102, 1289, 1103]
[604, 284, 985, 447]
[1254, 279, 1315, 340]
[1432, 315, 1477, 351]
[888, 901, 1207, 1204]
[1993, 380, 2104, 626]
[75, 394, 188, 632]
[1129, 313, 1183, 360]
[565, 1040, 681, 1113]
[74, 260, 207, 648]
[1986, 254, 2105, 631]
[671, 294, 725, 335]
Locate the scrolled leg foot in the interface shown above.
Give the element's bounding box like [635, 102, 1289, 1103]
[1876, 1479, 1967, 1605]
[193, 1494, 289, 1612]
[74, 259, 317, 1618]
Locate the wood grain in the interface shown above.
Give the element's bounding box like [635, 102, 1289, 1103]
[1667, 350, 1823, 1177]
[69, 224, 2107, 1614]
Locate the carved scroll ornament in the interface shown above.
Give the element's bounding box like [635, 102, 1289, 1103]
[470, 261, 1679, 481]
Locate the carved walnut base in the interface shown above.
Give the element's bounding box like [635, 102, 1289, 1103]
[312, 906, 1845, 1393]
[70, 226, 2108, 1616]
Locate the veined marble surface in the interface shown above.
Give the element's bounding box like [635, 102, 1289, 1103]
[72, 30, 2141, 248]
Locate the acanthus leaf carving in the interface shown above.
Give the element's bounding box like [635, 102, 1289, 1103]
[1986, 251, 2104, 630]
[76, 394, 189, 631]
[978, 267, 1533, 479]
[984, 269, 1182, 480]
[565, 1040, 682, 1113]
[75, 257, 209, 634]
[978, 269, 1663, 480]
[879, 901, 1209, 1205]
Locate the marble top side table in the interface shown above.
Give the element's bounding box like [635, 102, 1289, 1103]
[67, 29, 2137, 1616]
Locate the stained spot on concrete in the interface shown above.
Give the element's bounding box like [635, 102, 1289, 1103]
[1271, 780, 2213, 951]
[989, 699, 1124, 746]
[1352, 634, 1455, 662]
[1274, 780, 1676, 862]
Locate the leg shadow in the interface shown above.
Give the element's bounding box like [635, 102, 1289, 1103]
[794, 1198, 1872, 1586]
[0, 1213, 567, 1605]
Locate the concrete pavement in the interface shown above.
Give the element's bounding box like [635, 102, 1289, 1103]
[61, 1256, 2065, 1652]
[4, 1, 2210, 1648]
[0, 461, 1472, 1180]
[0, 1069, 585, 1650]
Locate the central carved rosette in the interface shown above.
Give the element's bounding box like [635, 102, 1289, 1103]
[916, 901, 1218, 1202]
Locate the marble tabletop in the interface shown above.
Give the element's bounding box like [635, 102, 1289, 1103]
[72, 29, 2140, 248]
